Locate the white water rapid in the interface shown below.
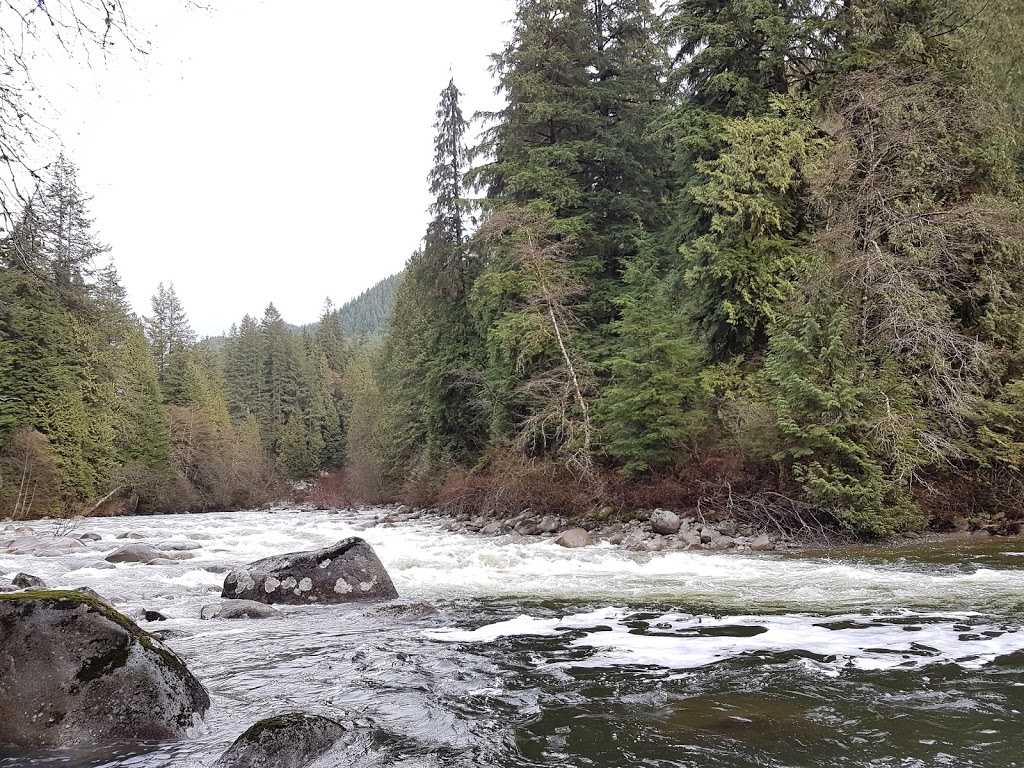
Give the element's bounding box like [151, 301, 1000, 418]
[2, 507, 1023, 767]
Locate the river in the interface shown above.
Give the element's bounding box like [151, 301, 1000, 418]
[2, 508, 1023, 767]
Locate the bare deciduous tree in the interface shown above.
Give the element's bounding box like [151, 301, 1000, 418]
[478, 206, 596, 476]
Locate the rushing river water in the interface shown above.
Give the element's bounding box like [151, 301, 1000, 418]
[2, 508, 1023, 767]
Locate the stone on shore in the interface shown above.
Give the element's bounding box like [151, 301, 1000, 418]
[221, 537, 398, 605]
[555, 528, 593, 548]
[0, 590, 209, 749]
[650, 509, 682, 535]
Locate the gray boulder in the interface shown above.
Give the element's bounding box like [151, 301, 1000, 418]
[537, 516, 561, 533]
[214, 713, 346, 768]
[709, 535, 736, 551]
[201, 600, 283, 620]
[11, 572, 46, 589]
[105, 543, 164, 564]
[555, 528, 593, 548]
[750, 534, 775, 552]
[650, 509, 682, 535]
[222, 537, 398, 605]
[0, 590, 209, 749]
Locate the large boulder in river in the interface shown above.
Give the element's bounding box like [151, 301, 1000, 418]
[214, 713, 346, 768]
[221, 537, 398, 605]
[555, 528, 593, 548]
[0, 590, 209, 749]
[105, 543, 164, 564]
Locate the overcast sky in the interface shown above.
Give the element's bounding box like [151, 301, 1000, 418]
[36, 0, 515, 336]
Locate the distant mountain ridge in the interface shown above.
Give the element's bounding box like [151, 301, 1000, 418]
[333, 272, 401, 339]
[201, 272, 402, 347]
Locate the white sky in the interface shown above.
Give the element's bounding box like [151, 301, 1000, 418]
[35, 0, 515, 336]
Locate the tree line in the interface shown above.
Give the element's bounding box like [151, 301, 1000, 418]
[3, 0, 1024, 537]
[0, 154, 397, 517]
[347, 0, 1024, 536]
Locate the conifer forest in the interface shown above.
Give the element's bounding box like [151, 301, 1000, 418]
[3, 0, 1024, 538]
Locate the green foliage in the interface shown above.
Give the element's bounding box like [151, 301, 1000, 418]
[764, 290, 926, 535]
[596, 249, 708, 476]
[678, 96, 822, 355]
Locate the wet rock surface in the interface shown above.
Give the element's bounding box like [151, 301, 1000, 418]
[201, 600, 283, 620]
[213, 713, 347, 768]
[222, 537, 399, 605]
[0, 590, 209, 749]
[105, 543, 165, 564]
[555, 528, 594, 548]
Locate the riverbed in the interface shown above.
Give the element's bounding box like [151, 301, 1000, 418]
[2, 508, 1023, 767]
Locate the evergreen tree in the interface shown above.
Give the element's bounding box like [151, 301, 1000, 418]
[224, 314, 264, 421]
[596, 249, 708, 475]
[35, 153, 110, 298]
[258, 303, 302, 454]
[145, 282, 196, 383]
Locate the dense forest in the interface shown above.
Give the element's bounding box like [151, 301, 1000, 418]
[364, 0, 1024, 536]
[2, 0, 1024, 538]
[0, 154, 391, 517]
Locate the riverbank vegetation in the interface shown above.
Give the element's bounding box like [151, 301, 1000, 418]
[363, 0, 1024, 538]
[3, 0, 1024, 539]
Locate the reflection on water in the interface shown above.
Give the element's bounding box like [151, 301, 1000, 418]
[1, 509, 1023, 767]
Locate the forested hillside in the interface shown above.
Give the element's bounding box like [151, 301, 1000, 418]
[349, 0, 1024, 536]
[0, 155, 383, 516]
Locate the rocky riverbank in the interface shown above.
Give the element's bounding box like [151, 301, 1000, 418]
[356, 503, 1022, 555]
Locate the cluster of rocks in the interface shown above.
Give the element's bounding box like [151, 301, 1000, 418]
[1, 524, 203, 568]
[0, 533, 400, 766]
[418, 507, 792, 553]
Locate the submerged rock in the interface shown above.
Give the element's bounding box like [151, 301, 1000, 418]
[201, 600, 283, 620]
[213, 713, 346, 768]
[222, 537, 398, 605]
[0, 590, 209, 749]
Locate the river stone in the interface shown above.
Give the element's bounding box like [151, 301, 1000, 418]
[0, 590, 209, 748]
[213, 713, 346, 768]
[710, 535, 736, 551]
[679, 530, 702, 548]
[79, 532, 102, 542]
[201, 600, 283, 620]
[11, 572, 47, 589]
[480, 521, 504, 535]
[221, 537, 398, 605]
[555, 528, 593, 548]
[70, 560, 117, 571]
[106, 543, 165, 563]
[6, 535, 86, 556]
[537, 516, 561, 533]
[158, 540, 203, 551]
[650, 509, 682, 535]
[750, 534, 774, 552]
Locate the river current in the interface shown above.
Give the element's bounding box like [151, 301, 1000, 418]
[2, 508, 1023, 767]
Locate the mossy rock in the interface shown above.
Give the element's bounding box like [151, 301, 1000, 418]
[214, 713, 346, 768]
[0, 590, 209, 750]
